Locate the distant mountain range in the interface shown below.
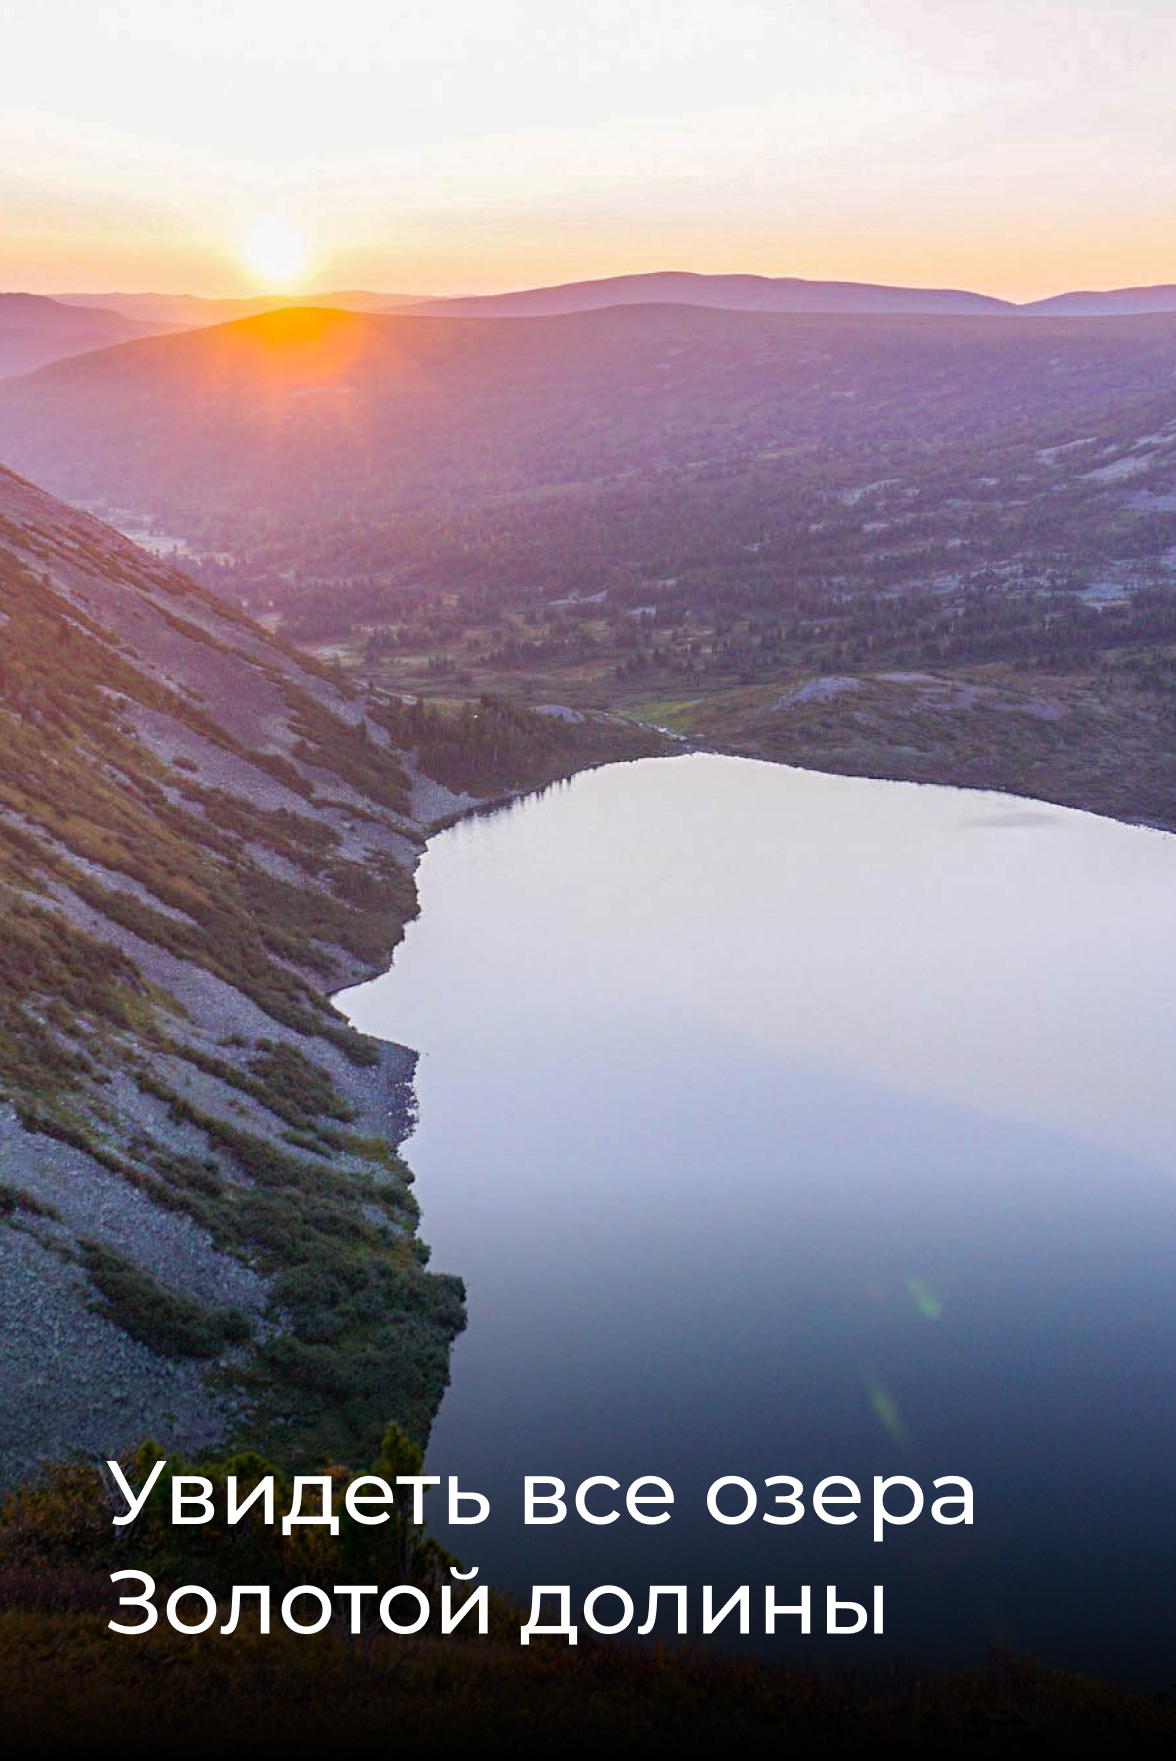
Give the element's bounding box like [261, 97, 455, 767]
[0, 292, 161, 377]
[21, 273, 1176, 363]
[0, 289, 431, 376]
[1017, 284, 1176, 317]
[409, 271, 1176, 319]
[407, 271, 1013, 318]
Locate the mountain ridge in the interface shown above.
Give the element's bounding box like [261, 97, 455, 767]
[1018, 283, 1176, 316]
[407, 269, 1014, 318]
[406, 270, 1176, 321]
[0, 291, 162, 378]
[41, 272, 1176, 329]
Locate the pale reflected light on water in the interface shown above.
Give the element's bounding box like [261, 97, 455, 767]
[340, 754, 1176, 1683]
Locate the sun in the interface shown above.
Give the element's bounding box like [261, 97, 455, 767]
[242, 214, 309, 291]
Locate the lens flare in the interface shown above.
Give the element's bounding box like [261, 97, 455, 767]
[905, 1275, 944, 1321]
[867, 1380, 910, 1443]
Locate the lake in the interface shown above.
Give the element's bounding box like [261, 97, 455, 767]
[339, 753, 1176, 1683]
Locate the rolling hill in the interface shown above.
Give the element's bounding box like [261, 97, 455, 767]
[1, 302, 1175, 612]
[1020, 284, 1176, 317]
[55, 288, 429, 328]
[411, 270, 1014, 318]
[413, 272, 1176, 321]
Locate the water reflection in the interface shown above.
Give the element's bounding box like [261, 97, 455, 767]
[340, 755, 1176, 1684]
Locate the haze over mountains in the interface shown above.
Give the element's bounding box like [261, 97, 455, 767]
[410, 271, 1013, 318]
[52, 270, 1176, 328]
[406, 271, 1176, 319]
[0, 291, 160, 377]
[0, 289, 427, 377]
[56, 287, 426, 329]
[1, 271, 1169, 378]
[1018, 284, 1176, 317]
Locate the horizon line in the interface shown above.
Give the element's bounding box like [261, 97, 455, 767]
[28, 266, 1176, 310]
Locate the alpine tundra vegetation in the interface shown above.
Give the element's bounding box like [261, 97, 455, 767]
[0, 461, 657, 1484]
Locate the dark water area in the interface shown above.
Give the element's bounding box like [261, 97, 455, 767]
[340, 754, 1176, 1684]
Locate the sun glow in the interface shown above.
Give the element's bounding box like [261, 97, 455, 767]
[243, 214, 309, 290]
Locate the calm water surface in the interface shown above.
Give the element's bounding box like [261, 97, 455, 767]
[340, 754, 1176, 1682]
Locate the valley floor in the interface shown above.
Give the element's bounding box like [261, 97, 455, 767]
[326, 635, 1176, 840]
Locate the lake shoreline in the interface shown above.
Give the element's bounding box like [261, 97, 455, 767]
[340, 750, 1176, 1688]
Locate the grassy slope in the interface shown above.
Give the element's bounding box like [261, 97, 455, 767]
[633, 666, 1176, 831]
[0, 464, 463, 1472]
[0, 464, 659, 1479]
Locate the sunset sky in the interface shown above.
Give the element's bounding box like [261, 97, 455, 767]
[2, 0, 1173, 301]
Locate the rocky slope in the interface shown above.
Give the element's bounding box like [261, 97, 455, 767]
[0, 462, 479, 1484]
